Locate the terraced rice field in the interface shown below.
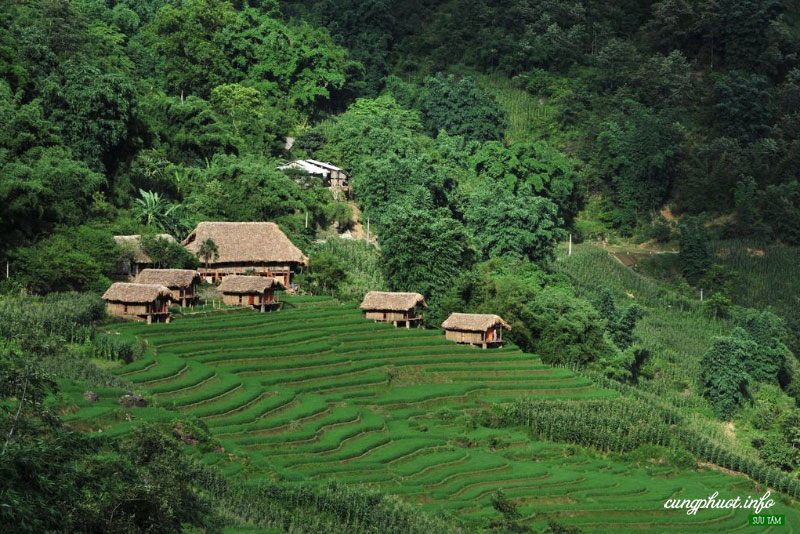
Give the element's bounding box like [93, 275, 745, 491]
[66, 299, 800, 532]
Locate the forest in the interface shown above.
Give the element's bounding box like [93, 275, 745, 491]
[1, 0, 799, 532]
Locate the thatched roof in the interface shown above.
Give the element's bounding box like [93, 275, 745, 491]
[182, 222, 308, 265]
[218, 275, 286, 294]
[102, 283, 172, 303]
[359, 291, 427, 311]
[134, 269, 201, 288]
[441, 313, 511, 332]
[114, 234, 175, 263]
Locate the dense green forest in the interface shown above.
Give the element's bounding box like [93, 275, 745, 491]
[1, 0, 800, 532]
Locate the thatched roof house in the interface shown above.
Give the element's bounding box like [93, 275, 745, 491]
[441, 313, 511, 349]
[359, 291, 427, 327]
[182, 222, 307, 285]
[113, 234, 176, 277]
[217, 275, 286, 312]
[134, 269, 201, 307]
[102, 283, 173, 324]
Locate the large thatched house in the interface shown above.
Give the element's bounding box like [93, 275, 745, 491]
[441, 313, 511, 349]
[182, 222, 308, 285]
[217, 275, 285, 312]
[113, 234, 176, 278]
[134, 269, 201, 307]
[102, 283, 173, 324]
[359, 291, 427, 328]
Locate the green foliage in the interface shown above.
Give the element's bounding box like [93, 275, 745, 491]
[12, 226, 117, 293]
[418, 73, 507, 142]
[593, 108, 683, 232]
[308, 251, 347, 294]
[378, 191, 473, 298]
[713, 72, 773, 142]
[184, 154, 332, 229]
[470, 140, 581, 225]
[591, 288, 643, 350]
[699, 334, 752, 419]
[0, 147, 105, 246]
[679, 217, 711, 286]
[140, 233, 200, 269]
[197, 237, 219, 271]
[702, 292, 732, 320]
[309, 238, 386, 302]
[465, 187, 563, 264]
[756, 434, 797, 472]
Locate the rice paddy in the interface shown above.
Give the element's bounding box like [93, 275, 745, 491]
[63, 296, 800, 532]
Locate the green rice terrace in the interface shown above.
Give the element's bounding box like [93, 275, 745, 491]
[62, 298, 800, 532]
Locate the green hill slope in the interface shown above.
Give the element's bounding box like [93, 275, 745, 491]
[63, 300, 800, 532]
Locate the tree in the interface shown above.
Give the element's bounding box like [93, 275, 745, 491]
[489, 489, 529, 532]
[593, 108, 683, 231]
[309, 251, 347, 294]
[736, 309, 789, 384]
[700, 332, 753, 419]
[713, 72, 773, 142]
[147, 0, 237, 98]
[418, 73, 507, 142]
[465, 187, 563, 264]
[12, 226, 117, 293]
[591, 288, 643, 350]
[679, 216, 711, 286]
[134, 189, 180, 233]
[197, 238, 219, 273]
[140, 234, 199, 269]
[470, 140, 581, 226]
[378, 190, 473, 299]
[0, 147, 105, 246]
[531, 287, 619, 368]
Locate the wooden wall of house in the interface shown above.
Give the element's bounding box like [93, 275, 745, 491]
[222, 293, 263, 306]
[445, 330, 485, 345]
[365, 310, 413, 322]
[106, 302, 149, 317]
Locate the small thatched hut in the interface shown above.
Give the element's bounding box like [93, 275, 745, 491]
[182, 222, 308, 285]
[217, 275, 286, 312]
[102, 283, 173, 324]
[441, 313, 511, 349]
[359, 291, 427, 328]
[113, 234, 176, 278]
[134, 269, 201, 307]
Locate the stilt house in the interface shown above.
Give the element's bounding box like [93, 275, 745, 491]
[134, 269, 201, 307]
[278, 160, 350, 200]
[359, 291, 427, 328]
[217, 275, 285, 312]
[102, 283, 173, 324]
[182, 222, 308, 286]
[441, 313, 511, 349]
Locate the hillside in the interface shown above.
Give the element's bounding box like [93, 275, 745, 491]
[61, 299, 800, 532]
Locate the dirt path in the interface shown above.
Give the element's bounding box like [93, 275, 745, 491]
[348, 200, 366, 240]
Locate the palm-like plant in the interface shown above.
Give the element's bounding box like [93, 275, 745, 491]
[135, 189, 184, 235]
[197, 238, 219, 273]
